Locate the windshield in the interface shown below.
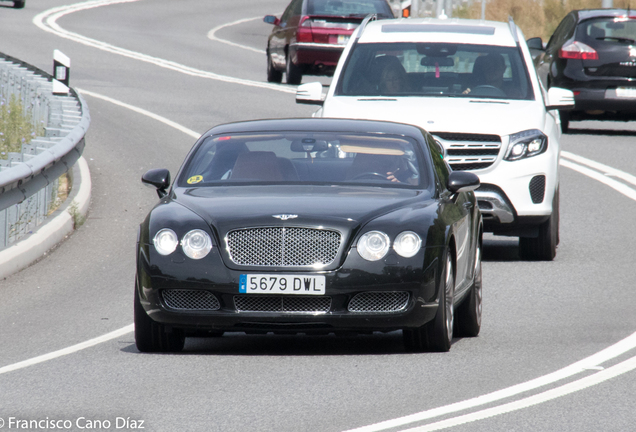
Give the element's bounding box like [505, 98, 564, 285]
[178, 132, 427, 189]
[307, 0, 393, 18]
[336, 42, 534, 100]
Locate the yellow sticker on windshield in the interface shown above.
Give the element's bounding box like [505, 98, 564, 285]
[187, 175, 203, 184]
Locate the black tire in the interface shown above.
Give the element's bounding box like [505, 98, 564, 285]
[403, 253, 454, 352]
[286, 54, 302, 85]
[455, 242, 482, 337]
[13, 0, 25, 8]
[559, 110, 570, 134]
[134, 282, 185, 353]
[266, 49, 282, 83]
[519, 190, 559, 261]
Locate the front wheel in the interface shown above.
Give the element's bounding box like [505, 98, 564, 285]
[134, 282, 185, 353]
[455, 242, 482, 337]
[403, 253, 454, 352]
[519, 190, 559, 261]
[286, 55, 302, 85]
[13, 0, 25, 8]
[559, 110, 570, 133]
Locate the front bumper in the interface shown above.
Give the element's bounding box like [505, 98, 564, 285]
[137, 246, 444, 334]
[290, 42, 345, 68]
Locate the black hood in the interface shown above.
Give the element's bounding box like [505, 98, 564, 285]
[173, 185, 432, 237]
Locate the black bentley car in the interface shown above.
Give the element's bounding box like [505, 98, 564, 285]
[135, 118, 482, 353]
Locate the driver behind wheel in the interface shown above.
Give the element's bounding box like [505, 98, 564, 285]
[463, 53, 507, 95]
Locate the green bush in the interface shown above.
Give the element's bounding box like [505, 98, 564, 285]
[0, 94, 40, 159]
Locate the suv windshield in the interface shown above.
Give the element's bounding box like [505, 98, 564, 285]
[179, 132, 427, 188]
[307, 0, 393, 18]
[336, 42, 534, 100]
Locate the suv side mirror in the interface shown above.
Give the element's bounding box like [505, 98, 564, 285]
[546, 87, 575, 111]
[447, 171, 480, 194]
[142, 168, 171, 198]
[296, 82, 324, 106]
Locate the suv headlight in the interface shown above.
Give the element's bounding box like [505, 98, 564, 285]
[505, 129, 547, 161]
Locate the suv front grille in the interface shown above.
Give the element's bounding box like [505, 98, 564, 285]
[226, 227, 341, 267]
[432, 132, 502, 171]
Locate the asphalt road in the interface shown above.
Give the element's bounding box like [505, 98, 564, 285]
[1, 1, 636, 431]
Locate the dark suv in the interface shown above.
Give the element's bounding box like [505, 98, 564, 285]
[529, 9, 636, 132]
[264, 0, 394, 84]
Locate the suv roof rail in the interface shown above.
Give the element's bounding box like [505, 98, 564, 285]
[508, 16, 519, 43]
[356, 14, 378, 41]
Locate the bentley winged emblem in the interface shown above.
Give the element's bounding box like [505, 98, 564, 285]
[272, 214, 298, 220]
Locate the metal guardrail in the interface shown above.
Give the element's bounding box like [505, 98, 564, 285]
[0, 52, 89, 250]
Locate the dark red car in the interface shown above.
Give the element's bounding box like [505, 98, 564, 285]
[530, 9, 636, 132]
[264, 0, 394, 84]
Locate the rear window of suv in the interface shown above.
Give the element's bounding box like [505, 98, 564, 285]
[336, 42, 534, 100]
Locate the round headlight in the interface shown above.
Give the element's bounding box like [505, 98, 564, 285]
[393, 231, 422, 258]
[153, 228, 178, 255]
[357, 231, 390, 261]
[181, 229, 212, 259]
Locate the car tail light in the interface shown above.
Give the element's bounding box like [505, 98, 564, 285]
[297, 16, 313, 43]
[559, 41, 598, 60]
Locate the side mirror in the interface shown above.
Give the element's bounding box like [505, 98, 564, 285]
[546, 87, 575, 111]
[296, 82, 324, 106]
[142, 168, 171, 198]
[447, 171, 480, 194]
[263, 15, 279, 26]
[526, 37, 544, 51]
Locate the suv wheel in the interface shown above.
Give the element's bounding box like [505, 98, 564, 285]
[519, 190, 559, 261]
[14, 0, 25, 8]
[559, 110, 570, 133]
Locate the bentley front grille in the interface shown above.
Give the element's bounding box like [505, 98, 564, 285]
[162, 290, 221, 311]
[348, 291, 410, 313]
[234, 295, 332, 313]
[226, 227, 341, 267]
[432, 132, 502, 171]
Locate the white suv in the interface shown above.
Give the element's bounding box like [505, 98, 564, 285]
[296, 17, 574, 260]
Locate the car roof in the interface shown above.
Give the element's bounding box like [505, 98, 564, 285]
[574, 9, 636, 21]
[357, 18, 518, 47]
[204, 118, 427, 138]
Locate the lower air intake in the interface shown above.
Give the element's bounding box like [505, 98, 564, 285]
[348, 291, 409, 313]
[162, 290, 220, 311]
[234, 296, 332, 313]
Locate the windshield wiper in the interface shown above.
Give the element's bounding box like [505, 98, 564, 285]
[596, 36, 636, 44]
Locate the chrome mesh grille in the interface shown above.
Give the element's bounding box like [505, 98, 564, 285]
[234, 295, 332, 313]
[226, 227, 341, 267]
[162, 290, 220, 311]
[432, 132, 502, 171]
[348, 292, 409, 313]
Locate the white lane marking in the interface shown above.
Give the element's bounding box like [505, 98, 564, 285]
[33, 0, 296, 94]
[345, 331, 636, 432]
[401, 355, 636, 432]
[78, 88, 200, 139]
[561, 150, 636, 188]
[207, 16, 266, 54]
[560, 159, 636, 201]
[0, 325, 133, 376]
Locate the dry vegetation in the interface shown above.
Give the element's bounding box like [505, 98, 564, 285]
[456, 0, 636, 40]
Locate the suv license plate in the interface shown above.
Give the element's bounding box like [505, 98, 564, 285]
[239, 274, 326, 295]
[616, 87, 636, 98]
